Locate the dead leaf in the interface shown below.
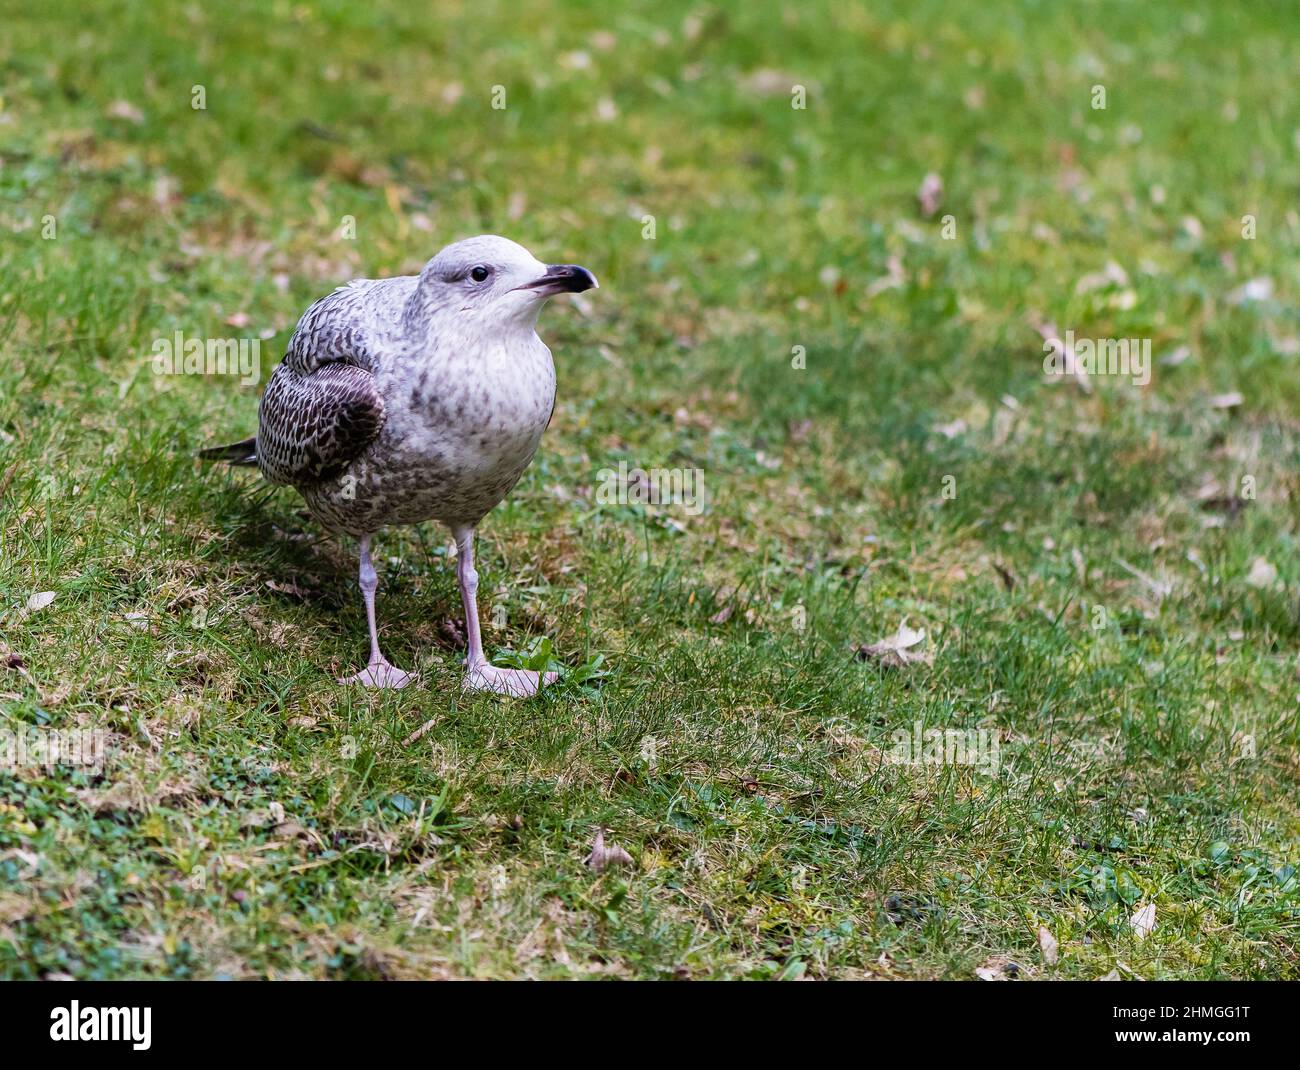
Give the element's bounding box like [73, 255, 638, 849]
[25, 591, 55, 614]
[866, 254, 905, 297]
[1130, 902, 1156, 940]
[974, 955, 1022, 981]
[40, 682, 72, 708]
[1226, 277, 1272, 305]
[240, 809, 275, 829]
[1038, 925, 1059, 965]
[403, 718, 438, 746]
[739, 68, 797, 97]
[708, 587, 755, 625]
[77, 783, 138, 815]
[584, 828, 633, 873]
[1074, 261, 1128, 294]
[1192, 477, 1241, 516]
[917, 172, 943, 218]
[855, 619, 932, 668]
[1245, 557, 1277, 589]
[106, 100, 144, 124]
[1207, 391, 1244, 410]
[1032, 319, 1092, 393]
[1117, 558, 1173, 599]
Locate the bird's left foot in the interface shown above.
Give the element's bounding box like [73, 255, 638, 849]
[338, 657, 414, 689]
[463, 662, 558, 698]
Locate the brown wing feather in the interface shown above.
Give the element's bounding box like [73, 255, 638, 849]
[254, 279, 397, 487]
[256, 362, 384, 486]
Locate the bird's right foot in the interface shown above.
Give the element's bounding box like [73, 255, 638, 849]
[463, 662, 557, 698]
[338, 657, 414, 689]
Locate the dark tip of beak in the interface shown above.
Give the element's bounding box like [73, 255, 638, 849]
[525, 264, 598, 295]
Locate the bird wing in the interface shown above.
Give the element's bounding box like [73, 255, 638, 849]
[282, 281, 386, 374]
[256, 283, 390, 486]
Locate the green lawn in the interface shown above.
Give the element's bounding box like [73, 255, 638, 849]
[0, 0, 1296, 979]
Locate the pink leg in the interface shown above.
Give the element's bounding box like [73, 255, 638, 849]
[453, 525, 556, 697]
[455, 526, 487, 669]
[338, 535, 413, 689]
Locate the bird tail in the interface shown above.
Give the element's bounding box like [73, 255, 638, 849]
[198, 436, 258, 466]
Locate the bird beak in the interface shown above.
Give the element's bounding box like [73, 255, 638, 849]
[516, 264, 599, 296]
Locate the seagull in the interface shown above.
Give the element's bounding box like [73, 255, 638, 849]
[201, 235, 597, 696]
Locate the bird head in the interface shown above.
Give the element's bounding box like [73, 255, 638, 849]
[417, 235, 597, 328]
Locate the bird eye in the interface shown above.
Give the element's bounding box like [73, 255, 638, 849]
[469, 265, 490, 283]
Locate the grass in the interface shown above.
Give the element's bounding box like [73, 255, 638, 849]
[0, 0, 1297, 979]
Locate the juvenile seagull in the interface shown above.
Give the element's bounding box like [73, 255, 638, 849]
[202, 235, 597, 696]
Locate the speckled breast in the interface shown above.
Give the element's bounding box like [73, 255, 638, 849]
[303, 339, 556, 535]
